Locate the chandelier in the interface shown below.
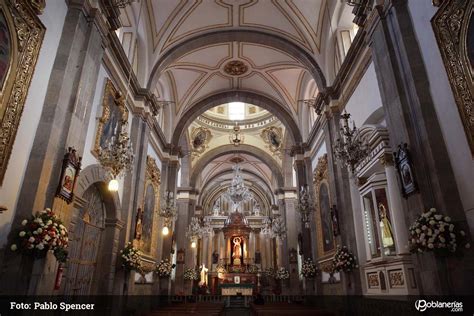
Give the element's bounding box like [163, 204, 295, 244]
[262, 216, 286, 240]
[333, 111, 368, 173]
[296, 185, 314, 228]
[97, 129, 134, 191]
[159, 191, 177, 236]
[229, 123, 244, 146]
[224, 164, 252, 212]
[186, 217, 212, 248]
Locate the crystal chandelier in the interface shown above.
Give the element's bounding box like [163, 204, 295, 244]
[333, 111, 368, 173]
[262, 216, 286, 240]
[224, 164, 252, 212]
[186, 216, 212, 247]
[296, 185, 314, 228]
[229, 123, 244, 146]
[159, 191, 177, 235]
[97, 129, 134, 191]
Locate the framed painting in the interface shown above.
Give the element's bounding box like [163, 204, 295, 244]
[393, 143, 418, 198]
[313, 154, 336, 258]
[93, 79, 128, 156]
[0, 1, 45, 184]
[56, 147, 82, 204]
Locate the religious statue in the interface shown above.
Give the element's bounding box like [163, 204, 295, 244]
[232, 237, 242, 265]
[199, 264, 208, 286]
[134, 207, 143, 240]
[378, 203, 395, 253]
[212, 251, 219, 264]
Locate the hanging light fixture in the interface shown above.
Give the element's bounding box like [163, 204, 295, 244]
[296, 185, 315, 228]
[223, 164, 252, 212]
[159, 191, 178, 233]
[229, 123, 244, 146]
[333, 111, 368, 173]
[110, 0, 136, 8]
[97, 129, 134, 191]
[186, 216, 203, 248]
[262, 216, 286, 240]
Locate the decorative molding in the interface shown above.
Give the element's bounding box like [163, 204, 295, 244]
[29, 0, 45, 15]
[260, 126, 283, 158]
[432, 0, 474, 155]
[0, 0, 45, 185]
[223, 60, 248, 76]
[190, 126, 212, 159]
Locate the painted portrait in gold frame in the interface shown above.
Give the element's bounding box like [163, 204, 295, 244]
[0, 0, 45, 184]
[93, 79, 128, 155]
[313, 154, 336, 258]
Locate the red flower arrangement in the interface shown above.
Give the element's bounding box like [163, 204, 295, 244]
[10, 208, 69, 262]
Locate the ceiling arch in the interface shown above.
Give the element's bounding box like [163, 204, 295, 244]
[172, 90, 302, 146]
[189, 144, 284, 188]
[147, 29, 327, 93]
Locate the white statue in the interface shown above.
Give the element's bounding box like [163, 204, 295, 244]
[199, 263, 208, 286]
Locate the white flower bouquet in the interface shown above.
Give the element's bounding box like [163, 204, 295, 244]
[155, 258, 176, 277]
[332, 246, 358, 273]
[120, 242, 143, 272]
[274, 267, 290, 280]
[409, 208, 470, 255]
[301, 258, 319, 278]
[183, 267, 199, 280]
[10, 208, 69, 263]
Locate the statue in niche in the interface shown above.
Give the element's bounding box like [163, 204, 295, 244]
[134, 207, 143, 240]
[212, 251, 219, 264]
[232, 237, 242, 265]
[199, 264, 208, 286]
[378, 203, 395, 253]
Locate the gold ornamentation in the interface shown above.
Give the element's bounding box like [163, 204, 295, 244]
[190, 127, 212, 159]
[29, 0, 45, 15]
[432, 0, 474, 155]
[223, 60, 248, 76]
[140, 156, 161, 256]
[367, 272, 380, 288]
[93, 79, 129, 156]
[313, 154, 336, 258]
[0, 0, 45, 184]
[388, 270, 405, 288]
[260, 126, 283, 158]
[378, 153, 394, 166]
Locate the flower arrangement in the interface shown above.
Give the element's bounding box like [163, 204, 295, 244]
[216, 263, 227, 274]
[263, 267, 275, 278]
[183, 267, 199, 281]
[332, 246, 358, 273]
[10, 208, 69, 263]
[301, 258, 319, 278]
[155, 258, 176, 277]
[120, 242, 142, 272]
[409, 208, 470, 255]
[274, 267, 290, 280]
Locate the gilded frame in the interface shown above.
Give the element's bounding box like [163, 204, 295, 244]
[93, 79, 128, 156]
[313, 154, 336, 258]
[138, 155, 161, 257]
[0, 0, 45, 184]
[432, 0, 474, 156]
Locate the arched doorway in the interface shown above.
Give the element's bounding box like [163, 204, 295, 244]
[64, 184, 105, 295]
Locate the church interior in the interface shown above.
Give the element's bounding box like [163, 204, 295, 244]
[0, 0, 473, 315]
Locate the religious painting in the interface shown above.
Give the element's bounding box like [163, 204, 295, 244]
[234, 276, 240, 284]
[56, 147, 82, 204]
[433, 0, 474, 155]
[134, 207, 143, 240]
[260, 126, 283, 158]
[139, 156, 160, 255]
[93, 79, 128, 155]
[314, 154, 336, 258]
[0, 1, 45, 184]
[0, 10, 11, 91]
[190, 127, 212, 159]
[393, 143, 418, 198]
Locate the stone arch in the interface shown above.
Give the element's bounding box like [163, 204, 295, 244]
[190, 144, 284, 188]
[147, 29, 327, 91]
[69, 164, 124, 295]
[172, 91, 303, 147]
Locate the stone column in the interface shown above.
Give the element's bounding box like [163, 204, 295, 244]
[368, 1, 471, 294]
[0, 1, 107, 295]
[282, 191, 300, 294]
